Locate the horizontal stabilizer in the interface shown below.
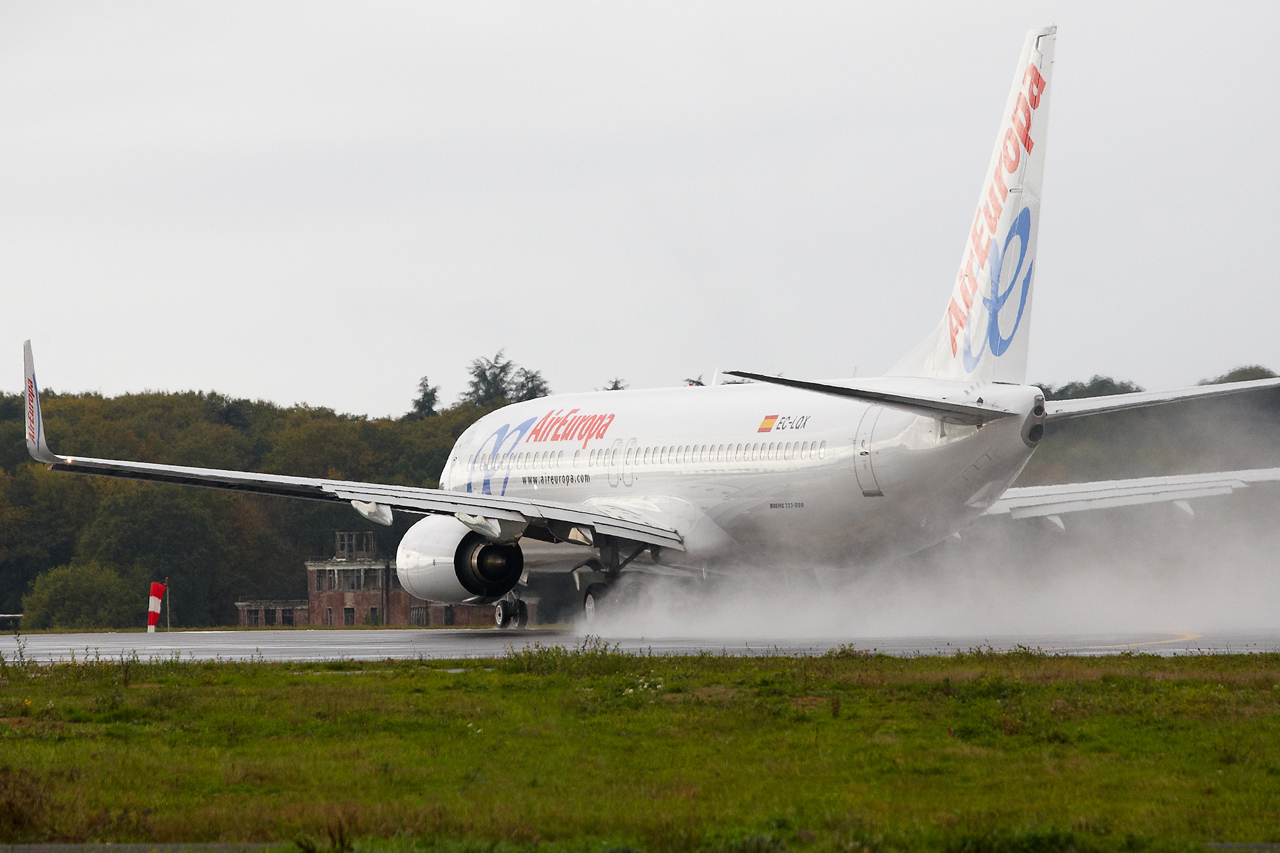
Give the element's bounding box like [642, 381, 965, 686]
[724, 371, 1018, 425]
[1046, 377, 1280, 421]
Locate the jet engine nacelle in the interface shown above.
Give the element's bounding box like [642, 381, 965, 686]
[396, 515, 524, 604]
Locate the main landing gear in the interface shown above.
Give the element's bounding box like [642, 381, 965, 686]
[494, 596, 528, 629]
[575, 538, 649, 624]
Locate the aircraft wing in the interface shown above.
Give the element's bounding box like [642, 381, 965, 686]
[987, 467, 1280, 521]
[1045, 377, 1280, 421]
[21, 343, 683, 552]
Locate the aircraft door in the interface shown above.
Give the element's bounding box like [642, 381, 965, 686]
[854, 406, 883, 497]
[607, 438, 624, 487]
[622, 438, 638, 487]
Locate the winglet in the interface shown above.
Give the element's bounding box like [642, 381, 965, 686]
[23, 341, 59, 464]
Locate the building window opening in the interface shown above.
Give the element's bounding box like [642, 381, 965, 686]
[343, 607, 355, 626]
[326, 607, 333, 626]
[264, 608, 276, 627]
[282, 609, 294, 627]
[410, 606, 427, 626]
[247, 609, 260, 627]
[367, 607, 380, 626]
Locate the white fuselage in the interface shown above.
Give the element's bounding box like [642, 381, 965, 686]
[439, 379, 1042, 570]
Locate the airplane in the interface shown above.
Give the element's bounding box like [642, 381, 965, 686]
[22, 26, 1280, 628]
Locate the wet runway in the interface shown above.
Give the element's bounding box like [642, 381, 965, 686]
[3, 628, 1279, 663]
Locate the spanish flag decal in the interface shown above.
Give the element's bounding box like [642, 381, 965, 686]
[757, 415, 778, 433]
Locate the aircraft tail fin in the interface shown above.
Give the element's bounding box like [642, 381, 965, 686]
[889, 26, 1056, 384]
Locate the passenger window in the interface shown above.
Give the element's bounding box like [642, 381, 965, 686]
[819, 441, 826, 459]
[785, 442, 793, 460]
[557, 451, 564, 467]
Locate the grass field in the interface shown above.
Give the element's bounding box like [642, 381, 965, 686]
[2, 639, 1279, 852]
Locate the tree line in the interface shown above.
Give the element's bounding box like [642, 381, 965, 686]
[2, 358, 1277, 629]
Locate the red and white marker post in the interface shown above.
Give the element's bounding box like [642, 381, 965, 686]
[147, 578, 167, 633]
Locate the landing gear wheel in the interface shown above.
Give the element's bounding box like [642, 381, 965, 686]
[513, 599, 529, 629]
[494, 599, 513, 629]
[582, 584, 609, 624]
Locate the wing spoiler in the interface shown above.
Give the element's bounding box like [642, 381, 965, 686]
[21, 342, 683, 552]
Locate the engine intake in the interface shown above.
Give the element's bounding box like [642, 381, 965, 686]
[396, 515, 524, 603]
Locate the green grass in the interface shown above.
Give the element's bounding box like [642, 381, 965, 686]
[2, 639, 1279, 852]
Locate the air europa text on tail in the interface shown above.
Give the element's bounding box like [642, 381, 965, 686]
[946, 60, 1047, 356]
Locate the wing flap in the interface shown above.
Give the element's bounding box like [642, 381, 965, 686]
[48, 455, 684, 549]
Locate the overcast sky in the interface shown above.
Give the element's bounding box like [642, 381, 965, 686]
[3, 2, 1277, 416]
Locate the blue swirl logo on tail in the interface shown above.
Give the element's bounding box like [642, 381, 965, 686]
[962, 206, 1035, 373]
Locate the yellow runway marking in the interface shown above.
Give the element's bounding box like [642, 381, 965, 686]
[1044, 632, 1203, 652]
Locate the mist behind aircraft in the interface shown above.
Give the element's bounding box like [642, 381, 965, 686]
[585, 393, 1280, 640]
